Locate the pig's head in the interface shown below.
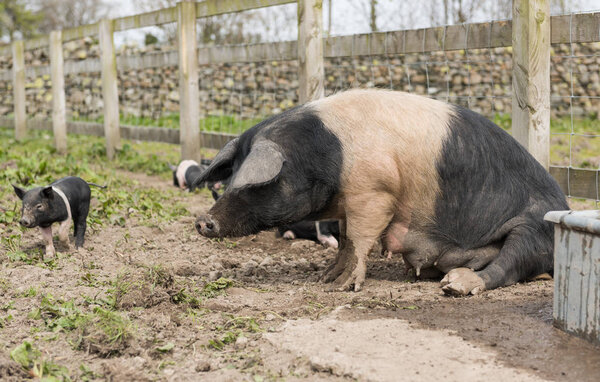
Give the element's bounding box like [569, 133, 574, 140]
[191, 109, 343, 238]
[13, 185, 64, 228]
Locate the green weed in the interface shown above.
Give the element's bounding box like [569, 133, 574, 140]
[75, 307, 134, 357]
[10, 341, 72, 381]
[201, 277, 234, 299]
[29, 294, 86, 332]
[207, 314, 261, 351]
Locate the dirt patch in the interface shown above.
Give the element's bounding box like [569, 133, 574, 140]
[1, 170, 599, 381]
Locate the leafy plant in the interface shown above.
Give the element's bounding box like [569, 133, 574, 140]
[10, 341, 71, 381]
[29, 294, 86, 332]
[201, 277, 234, 299]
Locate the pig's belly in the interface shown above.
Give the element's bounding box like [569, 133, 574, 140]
[382, 221, 410, 253]
[382, 221, 500, 273]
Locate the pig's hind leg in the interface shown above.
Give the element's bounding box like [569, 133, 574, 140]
[73, 201, 90, 248]
[438, 244, 501, 296]
[440, 221, 552, 295]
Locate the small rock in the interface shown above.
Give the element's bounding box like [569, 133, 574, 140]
[264, 313, 276, 321]
[235, 335, 249, 350]
[242, 260, 258, 276]
[260, 256, 274, 267]
[208, 270, 222, 281]
[195, 360, 211, 372]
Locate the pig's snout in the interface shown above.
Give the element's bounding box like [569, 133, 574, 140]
[195, 215, 219, 237]
[20, 217, 34, 228]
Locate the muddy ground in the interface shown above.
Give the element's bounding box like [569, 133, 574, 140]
[1, 170, 599, 382]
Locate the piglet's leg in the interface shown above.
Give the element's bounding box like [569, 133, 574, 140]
[58, 218, 72, 249]
[39, 226, 55, 259]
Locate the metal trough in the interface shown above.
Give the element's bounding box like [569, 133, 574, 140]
[544, 210, 600, 345]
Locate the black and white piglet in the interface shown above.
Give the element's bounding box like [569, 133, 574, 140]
[13, 176, 105, 258]
[170, 160, 208, 191]
[277, 220, 340, 249]
[170, 159, 225, 193]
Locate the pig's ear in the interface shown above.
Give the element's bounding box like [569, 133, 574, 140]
[12, 184, 26, 200]
[190, 138, 239, 189]
[230, 139, 285, 190]
[168, 163, 177, 171]
[41, 186, 54, 199]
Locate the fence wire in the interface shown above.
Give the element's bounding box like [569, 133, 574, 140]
[198, 59, 298, 136]
[550, 11, 600, 209]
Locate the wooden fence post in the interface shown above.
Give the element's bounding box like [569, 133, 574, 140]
[50, 30, 67, 153]
[99, 18, 120, 160]
[298, 0, 325, 104]
[177, 1, 201, 160]
[512, 0, 551, 170]
[12, 40, 26, 140]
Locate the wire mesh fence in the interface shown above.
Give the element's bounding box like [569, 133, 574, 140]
[198, 59, 298, 136]
[549, 11, 600, 209]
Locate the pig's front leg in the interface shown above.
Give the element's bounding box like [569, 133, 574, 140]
[326, 193, 395, 292]
[57, 218, 72, 249]
[39, 226, 55, 259]
[321, 220, 348, 282]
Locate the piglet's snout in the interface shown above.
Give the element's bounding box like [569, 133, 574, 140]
[195, 215, 219, 237]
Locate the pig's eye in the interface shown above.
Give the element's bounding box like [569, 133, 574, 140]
[36, 204, 43, 210]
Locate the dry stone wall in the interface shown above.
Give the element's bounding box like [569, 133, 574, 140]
[0, 39, 598, 124]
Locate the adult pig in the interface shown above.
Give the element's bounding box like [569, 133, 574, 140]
[192, 89, 568, 295]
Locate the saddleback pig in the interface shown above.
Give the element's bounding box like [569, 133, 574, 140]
[13, 176, 105, 258]
[191, 89, 568, 295]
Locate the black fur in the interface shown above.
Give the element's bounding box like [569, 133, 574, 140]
[194, 107, 343, 237]
[432, 105, 568, 288]
[14, 176, 94, 247]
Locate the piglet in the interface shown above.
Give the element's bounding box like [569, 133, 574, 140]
[170, 159, 225, 193]
[13, 176, 105, 258]
[277, 220, 340, 249]
[169, 160, 208, 191]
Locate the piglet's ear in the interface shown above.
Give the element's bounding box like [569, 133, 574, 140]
[12, 184, 26, 200]
[230, 139, 285, 190]
[41, 186, 54, 199]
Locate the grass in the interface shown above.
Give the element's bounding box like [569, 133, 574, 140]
[492, 113, 600, 169]
[74, 113, 263, 134]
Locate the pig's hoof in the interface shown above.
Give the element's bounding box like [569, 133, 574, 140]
[321, 259, 347, 283]
[440, 268, 485, 296]
[282, 230, 296, 240]
[327, 265, 366, 292]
